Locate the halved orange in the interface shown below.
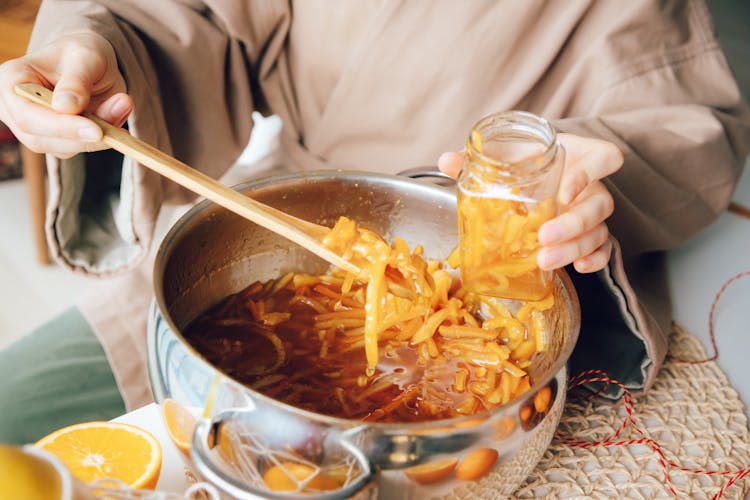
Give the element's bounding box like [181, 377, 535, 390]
[162, 398, 197, 456]
[35, 421, 162, 489]
[404, 457, 458, 484]
[263, 462, 341, 492]
[455, 448, 498, 481]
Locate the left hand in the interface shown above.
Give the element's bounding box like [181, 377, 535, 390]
[438, 133, 623, 273]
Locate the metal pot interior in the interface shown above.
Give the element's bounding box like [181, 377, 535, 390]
[154, 171, 580, 422]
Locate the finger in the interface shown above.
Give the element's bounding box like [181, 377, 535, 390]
[573, 238, 613, 273]
[5, 91, 102, 142]
[51, 43, 105, 113]
[537, 181, 614, 245]
[92, 93, 133, 127]
[1, 64, 104, 142]
[557, 163, 590, 207]
[537, 223, 610, 270]
[12, 130, 108, 157]
[557, 134, 623, 205]
[437, 151, 464, 179]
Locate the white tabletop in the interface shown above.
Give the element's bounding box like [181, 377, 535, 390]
[667, 162, 750, 411]
[114, 403, 195, 495]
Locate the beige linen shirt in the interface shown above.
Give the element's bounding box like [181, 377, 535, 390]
[29, 0, 750, 410]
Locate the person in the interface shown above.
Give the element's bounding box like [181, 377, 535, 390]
[0, 0, 747, 445]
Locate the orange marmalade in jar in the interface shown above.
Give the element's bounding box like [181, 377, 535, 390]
[457, 111, 564, 301]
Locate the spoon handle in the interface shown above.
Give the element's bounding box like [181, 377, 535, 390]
[15, 83, 358, 274]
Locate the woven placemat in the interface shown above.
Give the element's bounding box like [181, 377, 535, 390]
[514, 325, 750, 499]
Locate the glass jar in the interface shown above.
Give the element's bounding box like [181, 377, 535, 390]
[457, 111, 564, 301]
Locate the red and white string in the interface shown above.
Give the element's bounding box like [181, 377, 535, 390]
[555, 270, 750, 499]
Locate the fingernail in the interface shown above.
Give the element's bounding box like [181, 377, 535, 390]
[437, 151, 462, 173]
[78, 126, 101, 141]
[52, 91, 82, 111]
[438, 151, 454, 164]
[537, 248, 563, 270]
[110, 96, 130, 121]
[574, 258, 592, 273]
[538, 223, 565, 245]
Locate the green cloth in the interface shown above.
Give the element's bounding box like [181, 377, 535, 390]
[0, 307, 125, 445]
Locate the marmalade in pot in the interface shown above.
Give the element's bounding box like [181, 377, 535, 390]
[183, 216, 556, 423]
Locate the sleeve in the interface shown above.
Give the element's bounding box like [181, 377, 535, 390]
[28, 0, 256, 276]
[553, 51, 749, 257]
[549, 1, 750, 396]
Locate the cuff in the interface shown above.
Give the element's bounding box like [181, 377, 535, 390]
[567, 237, 668, 398]
[45, 146, 153, 276]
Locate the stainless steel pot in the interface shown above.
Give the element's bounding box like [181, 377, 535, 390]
[147, 171, 580, 499]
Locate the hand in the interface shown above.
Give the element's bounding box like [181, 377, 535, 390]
[0, 32, 133, 159]
[437, 133, 623, 273]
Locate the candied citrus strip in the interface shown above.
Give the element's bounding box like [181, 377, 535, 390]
[191, 212, 559, 420]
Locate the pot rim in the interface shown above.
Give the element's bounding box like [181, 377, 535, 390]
[152, 169, 580, 430]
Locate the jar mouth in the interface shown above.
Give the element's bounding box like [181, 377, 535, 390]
[467, 111, 559, 178]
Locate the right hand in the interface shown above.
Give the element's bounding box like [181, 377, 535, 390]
[438, 132, 622, 274]
[0, 32, 133, 159]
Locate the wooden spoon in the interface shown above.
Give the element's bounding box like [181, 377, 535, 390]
[15, 83, 359, 274]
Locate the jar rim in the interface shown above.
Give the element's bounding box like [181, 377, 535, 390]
[467, 111, 559, 177]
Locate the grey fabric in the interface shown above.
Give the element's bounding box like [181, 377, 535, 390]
[569, 267, 649, 398]
[52, 148, 142, 274]
[0, 308, 125, 445]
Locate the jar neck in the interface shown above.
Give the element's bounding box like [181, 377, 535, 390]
[465, 111, 559, 183]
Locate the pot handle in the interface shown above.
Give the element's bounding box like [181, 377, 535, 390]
[190, 409, 378, 500]
[339, 425, 480, 470]
[190, 416, 261, 500]
[397, 166, 456, 187]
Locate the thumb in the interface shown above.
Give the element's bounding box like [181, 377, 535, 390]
[437, 151, 464, 179]
[51, 47, 100, 114]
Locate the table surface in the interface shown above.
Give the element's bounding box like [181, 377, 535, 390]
[117, 165, 750, 497]
[114, 403, 202, 495]
[667, 164, 750, 410]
